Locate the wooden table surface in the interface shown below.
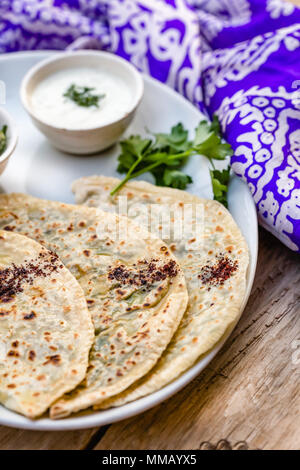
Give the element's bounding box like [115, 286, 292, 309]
[1, 0, 299, 450]
[0, 226, 299, 450]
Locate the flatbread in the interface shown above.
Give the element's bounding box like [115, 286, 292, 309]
[0, 230, 93, 418]
[72, 176, 249, 409]
[0, 194, 187, 418]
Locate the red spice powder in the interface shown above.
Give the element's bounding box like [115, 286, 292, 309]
[0, 251, 63, 303]
[108, 258, 178, 288]
[198, 255, 238, 287]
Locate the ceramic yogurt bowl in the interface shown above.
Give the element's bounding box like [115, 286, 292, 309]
[20, 51, 144, 155]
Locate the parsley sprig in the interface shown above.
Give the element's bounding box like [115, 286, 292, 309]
[63, 84, 105, 108]
[0, 125, 7, 155]
[111, 115, 233, 207]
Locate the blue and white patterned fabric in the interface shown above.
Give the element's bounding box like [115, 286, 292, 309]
[0, 0, 299, 251]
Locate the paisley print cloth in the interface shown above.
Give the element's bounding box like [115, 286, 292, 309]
[0, 0, 299, 251]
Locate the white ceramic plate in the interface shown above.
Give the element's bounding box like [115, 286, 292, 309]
[0, 51, 258, 431]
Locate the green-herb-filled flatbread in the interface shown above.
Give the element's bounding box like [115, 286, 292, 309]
[72, 176, 249, 409]
[0, 230, 93, 418]
[0, 194, 187, 418]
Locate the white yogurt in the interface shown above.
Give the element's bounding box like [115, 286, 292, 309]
[30, 67, 134, 130]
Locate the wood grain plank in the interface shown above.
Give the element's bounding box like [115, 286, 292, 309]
[288, 0, 300, 6]
[1, 0, 299, 450]
[0, 426, 98, 450]
[96, 228, 300, 450]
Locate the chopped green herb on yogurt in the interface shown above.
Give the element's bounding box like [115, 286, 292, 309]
[63, 84, 105, 108]
[0, 125, 7, 155]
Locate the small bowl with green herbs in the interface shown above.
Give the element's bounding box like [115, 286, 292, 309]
[0, 107, 18, 175]
[20, 51, 144, 154]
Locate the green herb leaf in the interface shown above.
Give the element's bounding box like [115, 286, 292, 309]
[63, 84, 105, 108]
[121, 136, 152, 160]
[193, 119, 233, 161]
[153, 123, 191, 153]
[110, 114, 233, 207]
[193, 120, 212, 146]
[117, 136, 153, 174]
[210, 166, 231, 207]
[0, 125, 7, 155]
[209, 114, 221, 134]
[162, 169, 193, 189]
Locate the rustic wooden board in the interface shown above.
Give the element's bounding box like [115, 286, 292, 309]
[0, 426, 99, 450]
[0, 0, 299, 450]
[95, 228, 300, 450]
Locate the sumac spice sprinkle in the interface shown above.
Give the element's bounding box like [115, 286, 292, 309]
[198, 255, 238, 287]
[108, 259, 178, 288]
[0, 250, 63, 303]
[23, 311, 36, 320]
